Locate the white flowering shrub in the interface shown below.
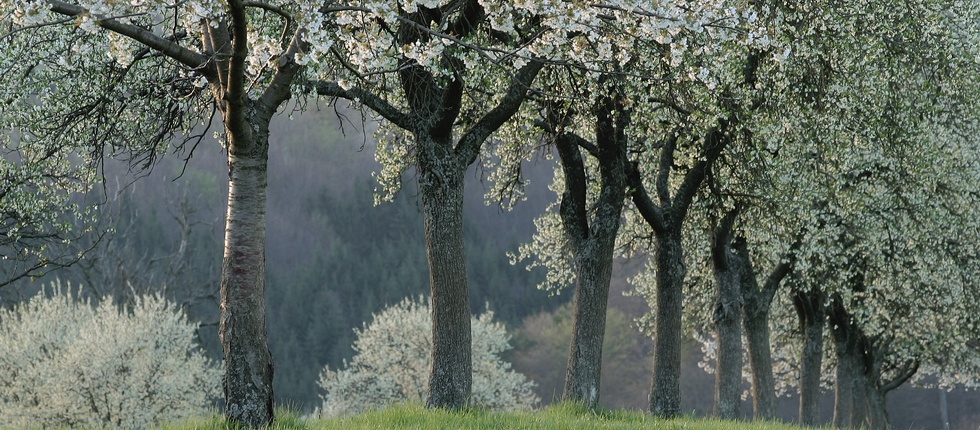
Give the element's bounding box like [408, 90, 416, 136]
[0, 281, 221, 429]
[318, 296, 539, 416]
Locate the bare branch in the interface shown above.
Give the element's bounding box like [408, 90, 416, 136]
[311, 81, 413, 130]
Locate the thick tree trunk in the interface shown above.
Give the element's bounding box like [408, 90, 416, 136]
[650, 229, 685, 417]
[832, 338, 857, 428]
[794, 289, 825, 426]
[418, 141, 471, 409]
[742, 310, 774, 419]
[735, 238, 782, 421]
[828, 293, 901, 430]
[555, 94, 628, 409]
[563, 240, 615, 407]
[864, 382, 888, 430]
[219, 115, 274, 428]
[711, 220, 742, 420]
[830, 295, 867, 429]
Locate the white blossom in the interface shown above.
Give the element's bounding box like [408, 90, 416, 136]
[0, 280, 222, 429]
[318, 296, 539, 416]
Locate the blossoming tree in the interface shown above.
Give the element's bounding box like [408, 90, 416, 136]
[306, 0, 551, 408]
[0, 281, 221, 428]
[318, 296, 538, 416]
[669, 0, 980, 426]
[1, 0, 322, 424]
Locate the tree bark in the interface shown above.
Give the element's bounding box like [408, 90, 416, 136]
[554, 95, 628, 408]
[832, 336, 857, 428]
[794, 288, 825, 426]
[649, 228, 685, 417]
[864, 381, 888, 430]
[736, 237, 782, 421]
[827, 292, 917, 430]
[939, 389, 950, 430]
[219, 110, 274, 428]
[711, 210, 742, 420]
[737, 233, 801, 421]
[417, 139, 472, 409]
[742, 308, 775, 419]
[562, 238, 615, 408]
[629, 125, 729, 418]
[829, 293, 875, 429]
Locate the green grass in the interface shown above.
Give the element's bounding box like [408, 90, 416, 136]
[156, 403, 813, 430]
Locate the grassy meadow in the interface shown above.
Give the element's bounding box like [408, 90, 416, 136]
[158, 403, 814, 430]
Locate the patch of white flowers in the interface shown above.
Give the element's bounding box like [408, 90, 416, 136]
[0, 281, 222, 429]
[317, 296, 539, 416]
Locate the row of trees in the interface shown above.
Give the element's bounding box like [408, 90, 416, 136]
[3, 0, 979, 428]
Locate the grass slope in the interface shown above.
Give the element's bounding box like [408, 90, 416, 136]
[158, 403, 813, 430]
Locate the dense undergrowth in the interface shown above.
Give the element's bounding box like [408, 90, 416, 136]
[157, 403, 813, 430]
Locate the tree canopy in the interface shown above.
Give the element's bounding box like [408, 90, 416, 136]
[3, 0, 980, 427]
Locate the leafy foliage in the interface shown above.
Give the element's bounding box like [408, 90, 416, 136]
[0, 280, 221, 429]
[318, 295, 539, 416]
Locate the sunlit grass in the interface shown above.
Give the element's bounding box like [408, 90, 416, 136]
[157, 403, 816, 430]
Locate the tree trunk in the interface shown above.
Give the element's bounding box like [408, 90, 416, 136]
[829, 294, 865, 429]
[418, 140, 471, 409]
[555, 94, 628, 409]
[711, 218, 742, 420]
[828, 293, 902, 430]
[735, 237, 784, 421]
[650, 229, 685, 417]
[833, 338, 857, 428]
[864, 381, 888, 430]
[794, 289, 825, 426]
[563, 241, 615, 407]
[939, 389, 950, 430]
[742, 310, 775, 419]
[219, 113, 274, 428]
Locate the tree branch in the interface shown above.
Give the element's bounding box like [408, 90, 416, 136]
[430, 73, 463, 140]
[46, 0, 211, 75]
[311, 81, 413, 130]
[455, 58, 543, 166]
[257, 28, 303, 118]
[243, 0, 291, 22]
[556, 133, 590, 244]
[881, 360, 919, 393]
[711, 205, 741, 270]
[224, 0, 249, 121]
[564, 132, 599, 158]
[627, 160, 666, 235]
[201, 19, 229, 89]
[674, 123, 729, 223]
[760, 228, 805, 305]
[655, 132, 679, 209]
[445, 0, 485, 39]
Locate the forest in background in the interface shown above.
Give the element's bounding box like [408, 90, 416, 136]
[2, 108, 977, 429]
